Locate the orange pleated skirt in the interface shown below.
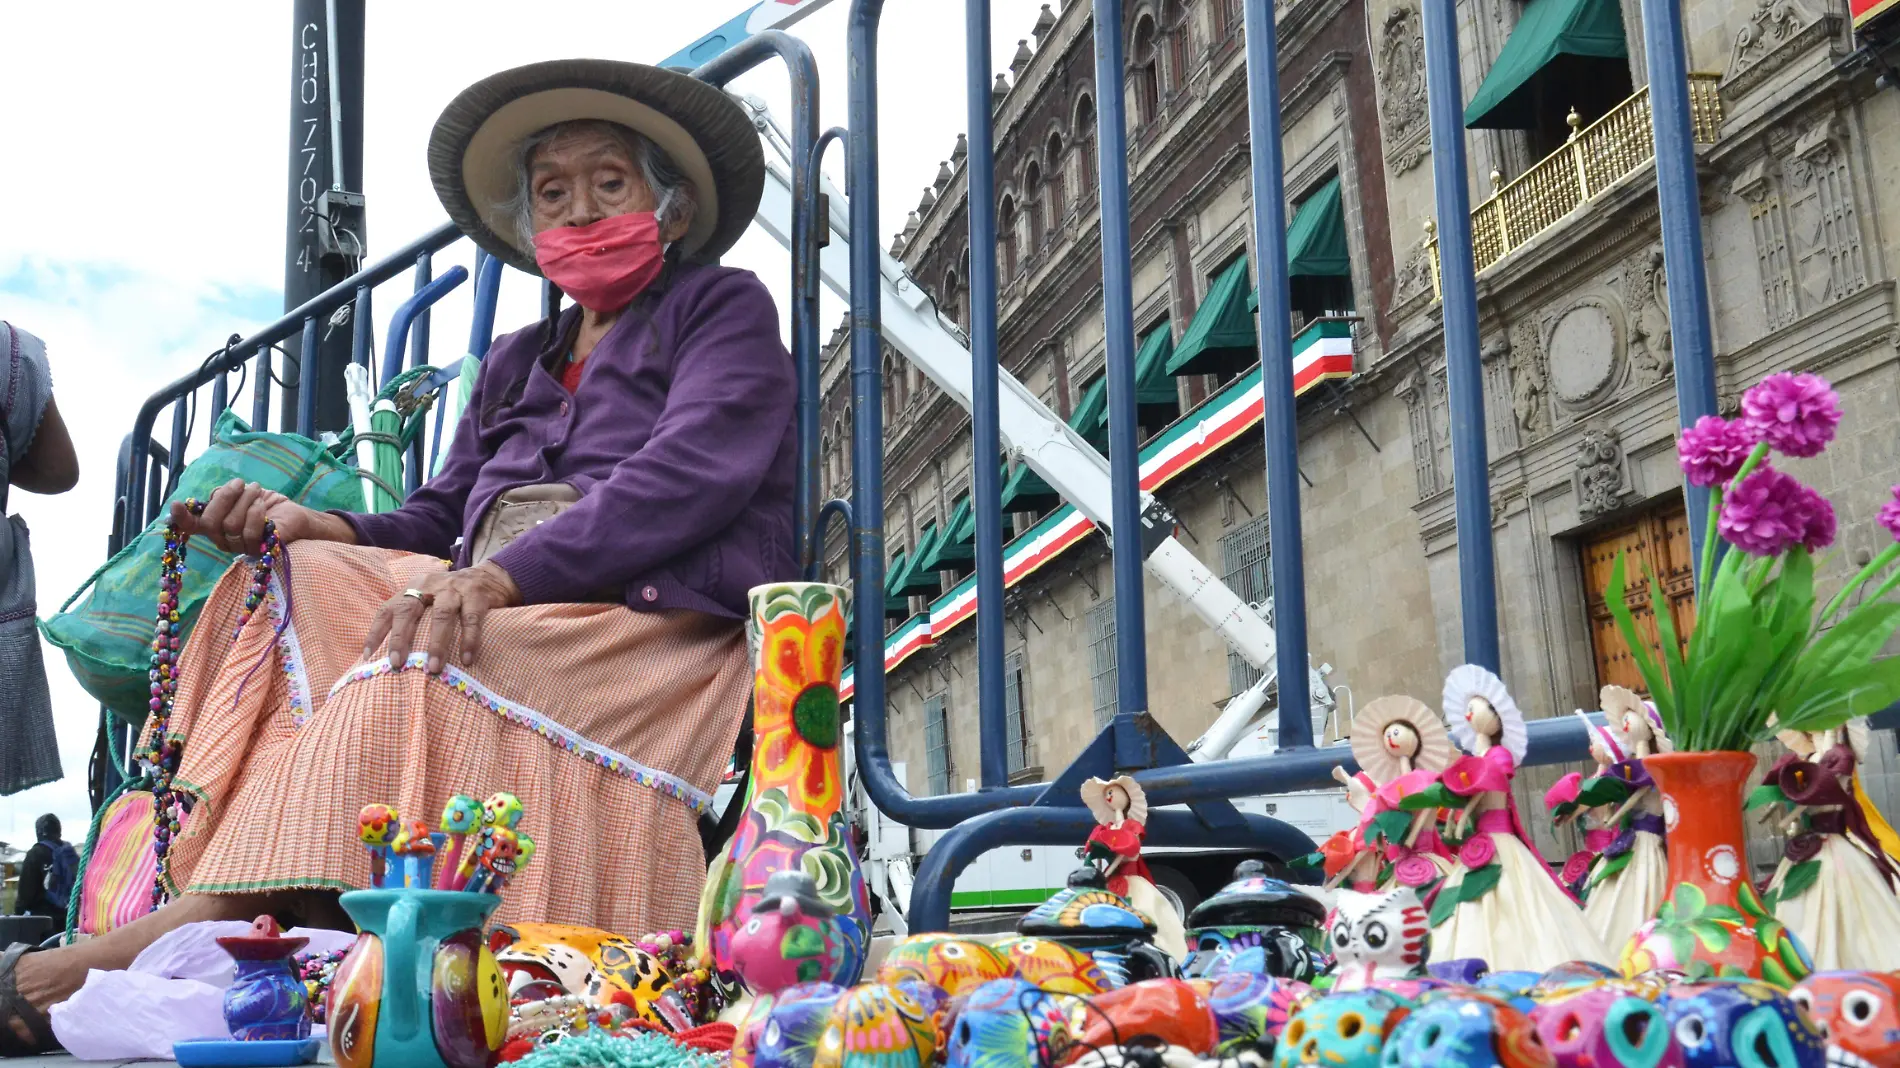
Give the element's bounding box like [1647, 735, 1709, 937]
[156, 542, 749, 935]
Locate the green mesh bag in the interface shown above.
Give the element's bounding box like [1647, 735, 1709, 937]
[41, 410, 364, 726]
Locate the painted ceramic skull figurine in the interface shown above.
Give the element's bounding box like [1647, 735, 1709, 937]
[1790, 971, 1900, 1068]
[1529, 984, 1685, 1068]
[1381, 989, 1555, 1068]
[1327, 887, 1431, 992]
[1661, 981, 1825, 1068]
[1274, 989, 1413, 1068]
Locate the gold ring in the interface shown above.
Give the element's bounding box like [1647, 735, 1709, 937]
[402, 588, 426, 601]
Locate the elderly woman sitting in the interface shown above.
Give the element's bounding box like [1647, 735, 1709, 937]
[2, 60, 792, 1054]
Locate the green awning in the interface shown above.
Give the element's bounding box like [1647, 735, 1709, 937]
[894, 525, 946, 594]
[1134, 325, 1177, 407]
[1000, 460, 1059, 512]
[883, 550, 912, 614]
[1287, 178, 1350, 277]
[1070, 377, 1108, 448]
[1463, 0, 1628, 129]
[1170, 258, 1256, 377]
[923, 497, 976, 570]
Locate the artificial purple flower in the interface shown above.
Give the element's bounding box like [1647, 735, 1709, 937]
[1718, 466, 1808, 556]
[1879, 485, 1900, 543]
[1677, 415, 1755, 488]
[1797, 484, 1836, 552]
[1741, 372, 1841, 458]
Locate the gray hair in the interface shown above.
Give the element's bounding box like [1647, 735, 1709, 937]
[501, 118, 698, 247]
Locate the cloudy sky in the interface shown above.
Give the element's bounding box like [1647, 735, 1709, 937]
[0, 0, 1049, 850]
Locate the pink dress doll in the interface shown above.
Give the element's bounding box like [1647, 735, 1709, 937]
[1430, 665, 1611, 971]
[1577, 685, 1671, 950]
[1330, 695, 1456, 893]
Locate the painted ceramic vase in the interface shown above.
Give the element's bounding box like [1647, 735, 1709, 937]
[700, 582, 871, 990]
[1620, 752, 1813, 987]
[1529, 984, 1684, 1067]
[327, 889, 507, 1068]
[1276, 989, 1412, 1068]
[1660, 980, 1825, 1068]
[218, 916, 311, 1041]
[1790, 972, 1900, 1068]
[1018, 868, 1170, 986]
[1183, 861, 1328, 981]
[1380, 989, 1554, 1068]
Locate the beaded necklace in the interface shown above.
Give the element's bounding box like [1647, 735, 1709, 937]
[144, 500, 281, 911]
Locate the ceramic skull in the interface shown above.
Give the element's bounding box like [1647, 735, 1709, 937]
[1379, 989, 1555, 1068]
[1789, 971, 1900, 1068]
[1274, 989, 1413, 1068]
[1193, 972, 1313, 1055]
[1529, 984, 1685, 1068]
[749, 982, 846, 1068]
[1327, 887, 1431, 992]
[943, 978, 1073, 1068]
[1661, 981, 1824, 1068]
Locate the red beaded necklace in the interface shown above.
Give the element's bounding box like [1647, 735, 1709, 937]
[144, 500, 281, 911]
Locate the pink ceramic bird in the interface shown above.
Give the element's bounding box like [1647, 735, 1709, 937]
[728, 870, 844, 995]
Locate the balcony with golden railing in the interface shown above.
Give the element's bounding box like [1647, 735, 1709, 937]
[1426, 74, 1724, 298]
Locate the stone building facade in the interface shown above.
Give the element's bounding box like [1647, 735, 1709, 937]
[817, 0, 1900, 862]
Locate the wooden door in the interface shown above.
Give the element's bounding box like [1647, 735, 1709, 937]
[1581, 498, 1697, 694]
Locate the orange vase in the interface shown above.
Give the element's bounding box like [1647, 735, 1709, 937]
[1620, 750, 1813, 987]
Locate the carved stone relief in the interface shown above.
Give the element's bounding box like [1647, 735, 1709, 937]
[1784, 119, 1867, 311]
[1395, 231, 1439, 308]
[1481, 337, 1519, 454]
[1574, 425, 1630, 520]
[1429, 364, 1453, 490]
[1545, 300, 1622, 409]
[1732, 158, 1799, 331]
[1396, 369, 1438, 500]
[1724, 0, 1841, 98]
[1508, 318, 1551, 442]
[1622, 247, 1673, 388]
[1377, 5, 1431, 174]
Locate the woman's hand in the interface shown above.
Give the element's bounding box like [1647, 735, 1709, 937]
[169, 478, 356, 554]
[362, 563, 523, 674]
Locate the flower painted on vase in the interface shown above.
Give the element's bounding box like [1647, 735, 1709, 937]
[1678, 415, 1755, 488]
[1740, 371, 1841, 458]
[1702, 846, 1741, 886]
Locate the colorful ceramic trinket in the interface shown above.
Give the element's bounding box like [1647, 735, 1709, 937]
[1326, 886, 1431, 992]
[1381, 988, 1554, 1067]
[993, 937, 1111, 994]
[1529, 984, 1684, 1068]
[811, 981, 941, 1068]
[1789, 971, 1900, 1068]
[1660, 981, 1824, 1068]
[1190, 972, 1312, 1054]
[1074, 978, 1220, 1058]
[876, 933, 1013, 996]
[730, 869, 848, 997]
[1183, 861, 1328, 982]
[219, 915, 312, 1041]
[1275, 989, 1411, 1068]
[943, 978, 1074, 1068]
[746, 982, 846, 1068]
[1018, 868, 1172, 987]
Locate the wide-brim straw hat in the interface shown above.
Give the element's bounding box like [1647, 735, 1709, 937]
[1443, 664, 1529, 764]
[1602, 684, 1672, 755]
[428, 59, 765, 273]
[1350, 695, 1454, 783]
[1081, 775, 1149, 825]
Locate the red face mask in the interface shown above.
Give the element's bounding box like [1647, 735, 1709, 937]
[532, 209, 668, 312]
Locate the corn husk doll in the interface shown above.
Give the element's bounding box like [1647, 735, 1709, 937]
[1428, 665, 1612, 972]
[1545, 710, 1627, 899]
[1328, 695, 1456, 894]
[1751, 718, 1900, 971]
[1081, 775, 1188, 961]
[1578, 685, 1672, 948]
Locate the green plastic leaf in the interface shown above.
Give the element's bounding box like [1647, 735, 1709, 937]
[1589, 850, 1634, 889]
[1371, 809, 1417, 843]
[1428, 882, 1461, 927]
[1776, 859, 1821, 903]
[1577, 776, 1635, 807]
[1745, 784, 1790, 810]
[1398, 782, 1463, 812]
[1458, 863, 1504, 904]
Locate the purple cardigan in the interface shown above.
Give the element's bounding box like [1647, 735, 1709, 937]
[339, 262, 798, 619]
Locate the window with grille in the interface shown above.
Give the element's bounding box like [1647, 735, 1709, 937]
[924, 693, 952, 794]
[1088, 600, 1119, 728]
[1005, 650, 1032, 774]
[1222, 512, 1273, 694]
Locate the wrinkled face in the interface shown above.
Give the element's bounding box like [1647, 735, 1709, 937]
[1276, 991, 1410, 1068]
[1789, 972, 1900, 1067]
[1530, 986, 1684, 1068]
[1383, 723, 1420, 759]
[527, 125, 689, 244]
[1381, 992, 1553, 1068]
[1663, 981, 1825, 1068]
